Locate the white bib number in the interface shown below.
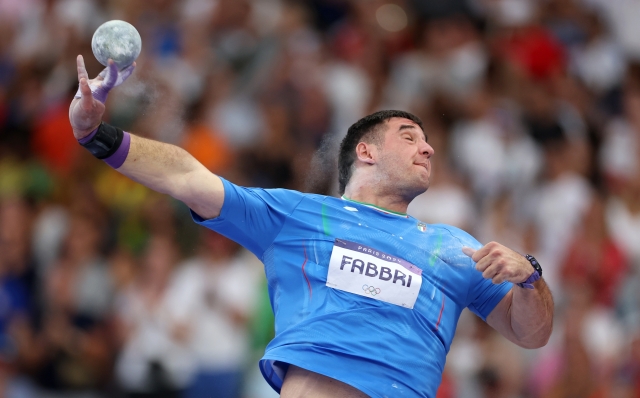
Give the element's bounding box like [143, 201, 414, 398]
[326, 239, 422, 309]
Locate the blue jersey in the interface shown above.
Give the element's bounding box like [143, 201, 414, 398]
[192, 178, 512, 398]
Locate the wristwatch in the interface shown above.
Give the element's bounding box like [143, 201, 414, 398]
[517, 254, 542, 289]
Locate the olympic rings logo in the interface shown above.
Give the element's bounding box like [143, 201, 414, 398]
[362, 284, 381, 296]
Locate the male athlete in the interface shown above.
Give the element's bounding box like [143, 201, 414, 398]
[69, 57, 553, 397]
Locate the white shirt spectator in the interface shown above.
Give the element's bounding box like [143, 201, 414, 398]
[115, 275, 197, 392]
[408, 185, 474, 230]
[606, 196, 640, 265]
[581, 0, 640, 59]
[451, 117, 541, 200]
[532, 172, 593, 294]
[384, 42, 487, 110]
[571, 37, 625, 94]
[170, 249, 261, 371]
[600, 118, 639, 181]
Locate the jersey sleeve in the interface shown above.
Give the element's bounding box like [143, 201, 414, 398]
[467, 270, 513, 321]
[463, 239, 513, 321]
[438, 225, 513, 321]
[190, 177, 306, 259]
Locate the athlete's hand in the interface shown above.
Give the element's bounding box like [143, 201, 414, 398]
[462, 242, 533, 285]
[68, 55, 136, 139]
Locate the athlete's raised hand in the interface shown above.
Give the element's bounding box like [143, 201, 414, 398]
[69, 55, 135, 139]
[462, 242, 534, 285]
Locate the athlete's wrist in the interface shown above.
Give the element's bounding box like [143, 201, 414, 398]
[74, 124, 101, 142]
[78, 121, 131, 169]
[516, 254, 542, 289]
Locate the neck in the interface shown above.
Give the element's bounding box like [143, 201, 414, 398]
[343, 181, 411, 215]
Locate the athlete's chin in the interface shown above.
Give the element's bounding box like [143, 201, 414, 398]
[417, 173, 430, 191]
[407, 180, 430, 199]
[419, 182, 430, 196]
[395, 174, 430, 199]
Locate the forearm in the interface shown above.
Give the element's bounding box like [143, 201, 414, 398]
[509, 279, 554, 348]
[116, 134, 224, 218]
[117, 134, 197, 195]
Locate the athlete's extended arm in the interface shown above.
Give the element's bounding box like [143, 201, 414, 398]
[68, 55, 223, 219]
[463, 243, 554, 349]
[116, 137, 224, 218]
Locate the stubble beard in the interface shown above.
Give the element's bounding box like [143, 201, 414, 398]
[378, 158, 429, 202]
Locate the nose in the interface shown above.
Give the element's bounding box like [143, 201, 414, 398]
[420, 140, 434, 158]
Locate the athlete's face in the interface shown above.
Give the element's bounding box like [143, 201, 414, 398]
[376, 117, 434, 198]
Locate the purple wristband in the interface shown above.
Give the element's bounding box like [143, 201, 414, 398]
[517, 271, 540, 289]
[104, 131, 131, 168]
[78, 128, 131, 169]
[78, 128, 99, 145]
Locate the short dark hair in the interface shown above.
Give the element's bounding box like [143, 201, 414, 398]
[337, 110, 423, 195]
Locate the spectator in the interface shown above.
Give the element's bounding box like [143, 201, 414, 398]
[19, 212, 114, 396]
[173, 231, 261, 398]
[561, 193, 627, 307]
[114, 235, 195, 398]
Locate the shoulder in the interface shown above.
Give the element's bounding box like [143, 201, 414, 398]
[427, 223, 482, 249]
[420, 223, 482, 270]
[224, 178, 322, 203]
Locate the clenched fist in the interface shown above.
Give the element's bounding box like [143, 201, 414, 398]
[462, 242, 535, 285]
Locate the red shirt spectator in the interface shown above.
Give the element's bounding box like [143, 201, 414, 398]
[494, 25, 566, 80]
[561, 196, 627, 307]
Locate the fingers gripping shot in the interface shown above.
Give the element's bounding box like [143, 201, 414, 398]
[68, 44, 554, 397]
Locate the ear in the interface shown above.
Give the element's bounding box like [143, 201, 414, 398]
[355, 141, 377, 165]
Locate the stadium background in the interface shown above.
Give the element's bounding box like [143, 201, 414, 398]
[1, 0, 640, 397]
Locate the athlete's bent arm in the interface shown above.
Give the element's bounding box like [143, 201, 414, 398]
[486, 278, 553, 349]
[464, 242, 554, 349]
[69, 55, 223, 219]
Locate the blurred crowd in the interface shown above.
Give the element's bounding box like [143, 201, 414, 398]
[1, 0, 640, 397]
